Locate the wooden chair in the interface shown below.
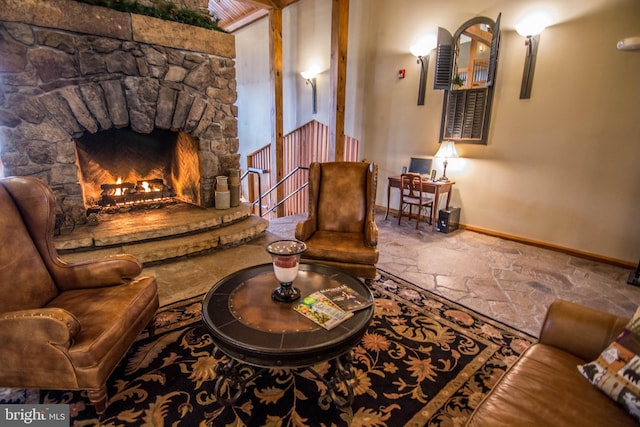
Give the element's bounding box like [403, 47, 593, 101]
[398, 173, 433, 229]
[0, 176, 159, 414]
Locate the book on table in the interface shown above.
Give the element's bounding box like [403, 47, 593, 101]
[294, 291, 353, 330]
[319, 284, 373, 312]
[294, 285, 372, 330]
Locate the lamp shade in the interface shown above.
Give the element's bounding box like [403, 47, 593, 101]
[410, 34, 437, 57]
[300, 64, 321, 80]
[516, 13, 550, 37]
[435, 140, 458, 159]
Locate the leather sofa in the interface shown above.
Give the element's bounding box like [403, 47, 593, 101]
[466, 299, 636, 426]
[295, 161, 379, 284]
[0, 176, 159, 414]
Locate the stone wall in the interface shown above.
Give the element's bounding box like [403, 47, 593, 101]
[0, 0, 237, 222]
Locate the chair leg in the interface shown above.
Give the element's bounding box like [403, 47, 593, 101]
[87, 386, 108, 415]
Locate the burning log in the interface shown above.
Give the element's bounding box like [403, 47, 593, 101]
[99, 178, 176, 207]
[100, 182, 135, 191]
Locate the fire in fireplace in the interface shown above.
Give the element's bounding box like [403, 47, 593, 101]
[99, 178, 176, 209]
[76, 127, 201, 214]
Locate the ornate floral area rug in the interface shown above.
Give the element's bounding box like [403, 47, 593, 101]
[41, 270, 534, 426]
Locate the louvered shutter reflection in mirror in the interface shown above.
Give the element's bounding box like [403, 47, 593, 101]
[434, 27, 454, 90]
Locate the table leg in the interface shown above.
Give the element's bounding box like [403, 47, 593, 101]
[213, 350, 356, 409]
[385, 180, 392, 220]
[306, 351, 355, 409]
[431, 187, 441, 230]
[214, 358, 266, 406]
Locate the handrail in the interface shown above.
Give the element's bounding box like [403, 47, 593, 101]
[259, 166, 309, 217]
[241, 166, 309, 218]
[260, 166, 308, 201]
[263, 179, 308, 217]
[241, 167, 267, 217]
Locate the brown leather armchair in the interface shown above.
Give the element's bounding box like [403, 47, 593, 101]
[295, 161, 379, 284]
[0, 176, 159, 414]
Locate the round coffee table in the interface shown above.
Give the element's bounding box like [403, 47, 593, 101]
[201, 262, 374, 407]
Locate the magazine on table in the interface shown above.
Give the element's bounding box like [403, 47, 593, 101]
[319, 284, 373, 312]
[294, 291, 353, 330]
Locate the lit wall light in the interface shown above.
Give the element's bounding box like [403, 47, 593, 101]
[516, 13, 550, 99]
[410, 34, 436, 106]
[300, 65, 321, 114]
[617, 36, 640, 51]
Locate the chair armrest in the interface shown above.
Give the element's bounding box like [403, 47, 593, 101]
[53, 254, 143, 291]
[0, 308, 80, 345]
[365, 221, 378, 247]
[295, 218, 316, 241]
[539, 299, 629, 362]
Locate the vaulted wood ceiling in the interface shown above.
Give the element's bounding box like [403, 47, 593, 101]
[208, 0, 301, 32]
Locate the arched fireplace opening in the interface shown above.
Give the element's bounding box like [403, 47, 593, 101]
[76, 127, 202, 214]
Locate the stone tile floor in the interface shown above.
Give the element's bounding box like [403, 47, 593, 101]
[145, 210, 640, 338]
[3, 210, 639, 403]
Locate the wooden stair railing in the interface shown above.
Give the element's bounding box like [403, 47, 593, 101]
[246, 120, 359, 218]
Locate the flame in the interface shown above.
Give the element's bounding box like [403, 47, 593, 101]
[114, 177, 123, 196]
[98, 176, 174, 209]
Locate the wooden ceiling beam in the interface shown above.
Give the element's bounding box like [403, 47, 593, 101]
[233, 0, 301, 10]
[234, 0, 277, 9]
[462, 25, 492, 46]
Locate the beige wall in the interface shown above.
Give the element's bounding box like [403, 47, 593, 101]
[235, 18, 272, 171]
[235, 0, 640, 265]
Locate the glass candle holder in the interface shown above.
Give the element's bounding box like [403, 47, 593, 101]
[266, 240, 307, 302]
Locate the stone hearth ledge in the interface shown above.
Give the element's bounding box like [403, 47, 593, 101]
[0, 0, 234, 57]
[54, 202, 256, 250]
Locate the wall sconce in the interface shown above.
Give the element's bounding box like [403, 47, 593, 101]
[617, 36, 640, 51]
[434, 140, 458, 181]
[516, 14, 549, 99]
[300, 65, 321, 114]
[410, 34, 436, 105]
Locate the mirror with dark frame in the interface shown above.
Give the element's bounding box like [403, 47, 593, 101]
[434, 14, 501, 145]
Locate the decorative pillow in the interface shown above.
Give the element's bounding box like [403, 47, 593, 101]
[578, 309, 640, 422]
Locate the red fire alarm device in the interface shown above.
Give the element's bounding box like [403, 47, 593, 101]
[398, 69, 406, 79]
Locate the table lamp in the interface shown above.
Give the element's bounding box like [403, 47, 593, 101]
[434, 140, 458, 181]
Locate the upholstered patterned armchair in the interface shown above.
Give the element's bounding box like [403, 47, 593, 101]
[295, 161, 379, 284]
[0, 176, 159, 414]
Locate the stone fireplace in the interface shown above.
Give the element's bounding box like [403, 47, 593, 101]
[0, 0, 238, 223]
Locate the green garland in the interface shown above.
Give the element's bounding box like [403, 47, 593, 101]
[76, 0, 225, 32]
